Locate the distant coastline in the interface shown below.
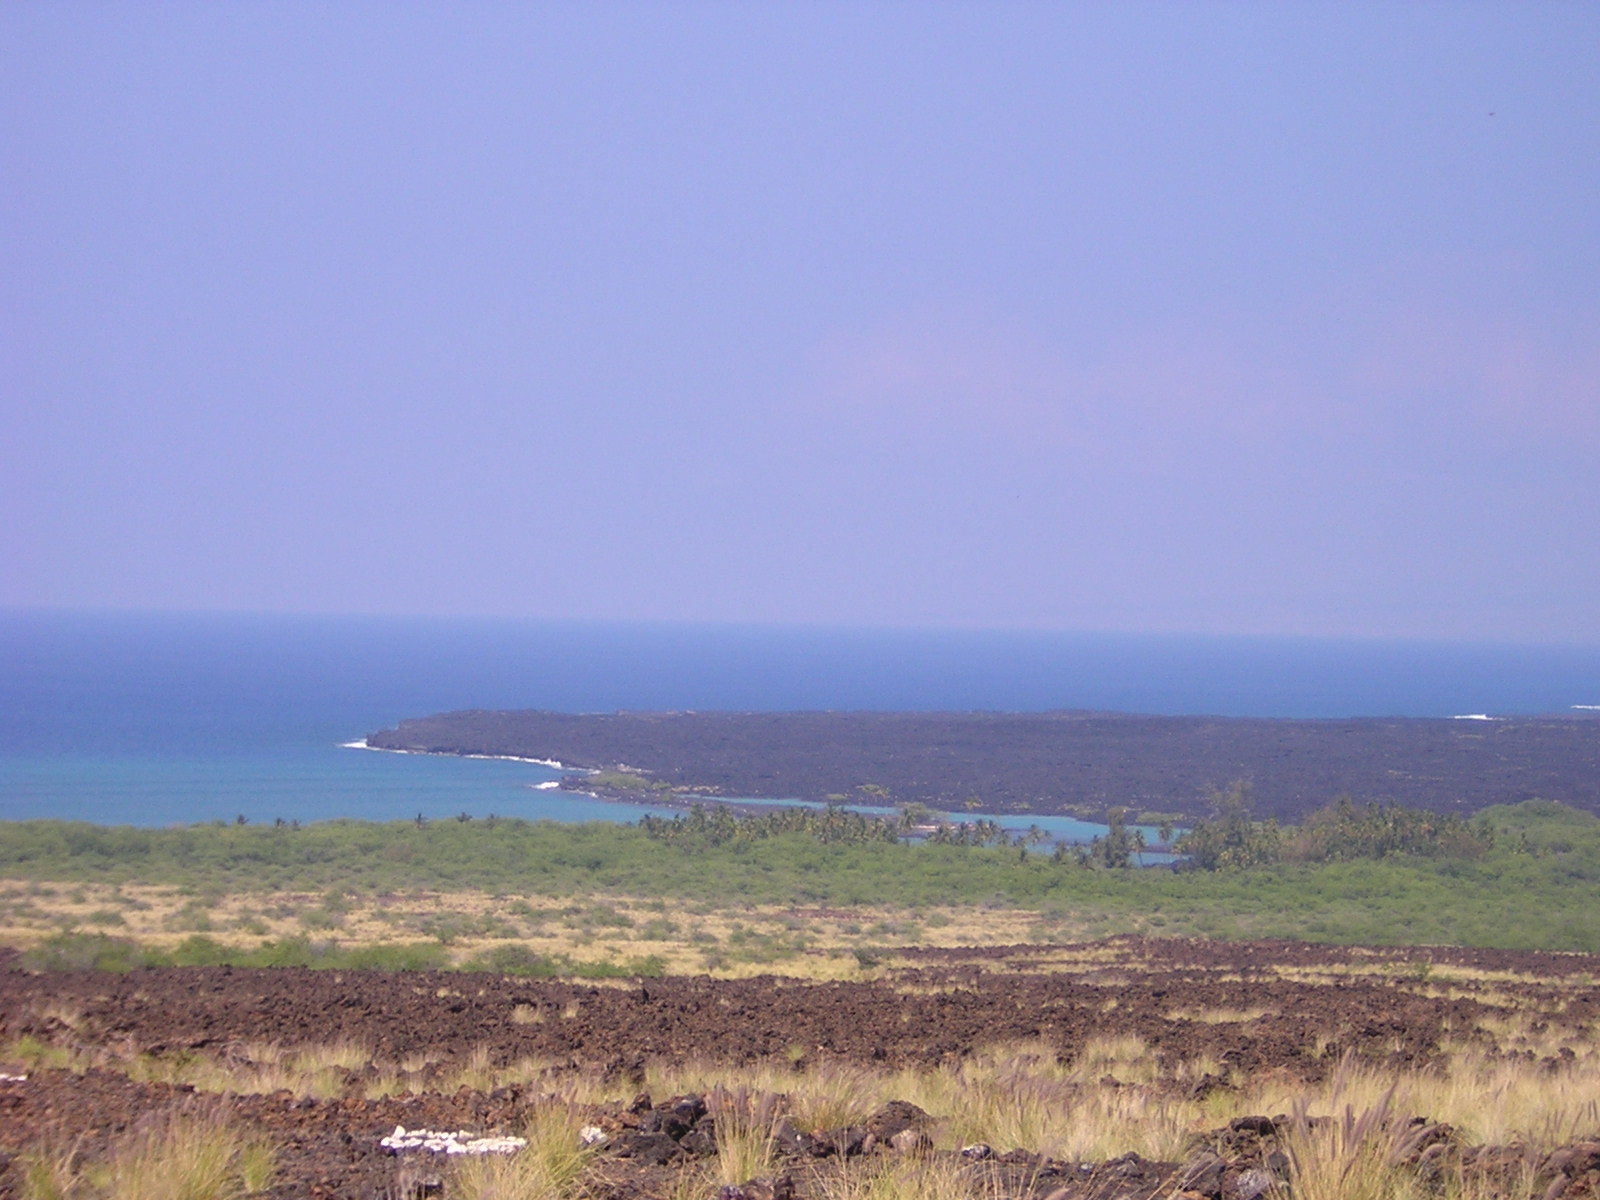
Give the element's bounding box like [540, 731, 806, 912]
[8, 611, 1596, 828]
[365, 709, 1600, 825]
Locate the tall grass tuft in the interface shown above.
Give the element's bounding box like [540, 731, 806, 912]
[22, 1111, 273, 1200]
[18, 1141, 82, 1200]
[706, 1086, 784, 1186]
[1270, 1088, 1434, 1200]
[817, 1154, 970, 1200]
[106, 1114, 249, 1200]
[786, 1061, 882, 1132]
[449, 1099, 593, 1200]
[235, 1140, 275, 1194]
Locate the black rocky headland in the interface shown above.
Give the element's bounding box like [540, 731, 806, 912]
[363, 710, 1600, 824]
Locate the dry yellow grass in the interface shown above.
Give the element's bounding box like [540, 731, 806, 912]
[8, 881, 1599, 1200]
[1165, 1004, 1276, 1024]
[0, 881, 1120, 980]
[9, 1022, 1599, 1200]
[17, 1110, 273, 1200]
[448, 1100, 594, 1200]
[42, 882, 1592, 994]
[816, 1155, 972, 1200]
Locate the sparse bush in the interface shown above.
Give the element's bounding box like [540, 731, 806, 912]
[1283, 796, 1493, 863]
[463, 945, 563, 977]
[21, 931, 151, 972]
[169, 934, 235, 966]
[340, 942, 450, 971]
[163, 899, 214, 933]
[639, 917, 679, 941]
[297, 907, 342, 931]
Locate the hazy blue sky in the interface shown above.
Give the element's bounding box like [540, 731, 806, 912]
[5, 3, 1597, 641]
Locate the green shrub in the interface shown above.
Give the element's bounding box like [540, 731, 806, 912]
[21, 931, 152, 972]
[341, 942, 450, 971]
[571, 955, 664, 979]
[168, 934, 234, 966]
[463, 945, 563, 976]
[1283, 797, 1493, 862]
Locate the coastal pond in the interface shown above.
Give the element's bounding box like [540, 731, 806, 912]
[680, 793, 1174, 853]
[343, 747, 1169, 851]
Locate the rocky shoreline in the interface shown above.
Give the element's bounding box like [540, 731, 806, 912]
[364, 709, 1600, 824]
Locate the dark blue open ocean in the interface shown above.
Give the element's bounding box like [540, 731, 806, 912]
[2, 610, 1596, 832]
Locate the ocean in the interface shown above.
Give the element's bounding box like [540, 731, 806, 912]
[2, 609, 1596, 831]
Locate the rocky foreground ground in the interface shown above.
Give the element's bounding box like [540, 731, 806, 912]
[3, 937, 1598, 1199]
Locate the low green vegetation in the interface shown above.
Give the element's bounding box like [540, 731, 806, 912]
[1173, 783, 1495, 869]
[640, 802, 902, 845]
[16, 929, 670, 976]
[585, 770, 670, 791]
[1, 799, 1597, 953]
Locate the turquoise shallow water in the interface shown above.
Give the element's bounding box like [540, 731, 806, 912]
[3, 610, 1596, 831]
[1, 746, 681, 828]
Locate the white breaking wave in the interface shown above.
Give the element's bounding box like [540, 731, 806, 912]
[1450, 714, 1497, 720]
[338, 741, 578, 770]
[460, 751, 572, 769]
[1574, 704, 1600, 710]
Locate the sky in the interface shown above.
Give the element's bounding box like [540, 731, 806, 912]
[4, 3, 1597, 643]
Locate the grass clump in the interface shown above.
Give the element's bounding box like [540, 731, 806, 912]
[706, 1087, 783, 1187]
[449, 1100, 593, 1200]
[817, 1155, 969, 1200]
[1270, 1091, 1429, 1200]
[18, 1111, 273, 1200]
